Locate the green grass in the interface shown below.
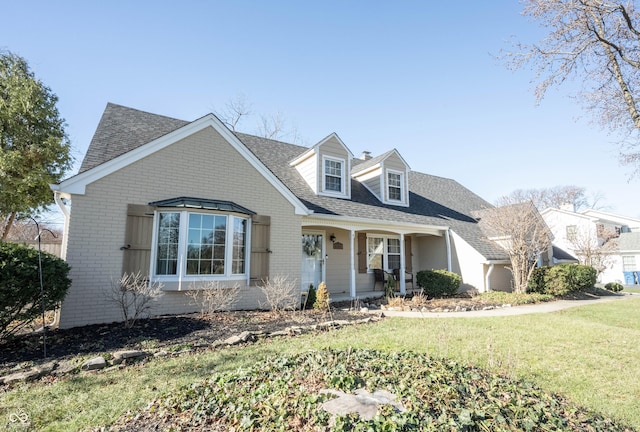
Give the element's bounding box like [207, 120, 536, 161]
[2, 298, 640, 431]
[624, 285, 640, 293]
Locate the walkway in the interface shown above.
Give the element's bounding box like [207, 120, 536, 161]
[375, 293, 639, 319]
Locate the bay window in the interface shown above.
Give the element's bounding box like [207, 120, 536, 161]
[153, 210, 248, 279]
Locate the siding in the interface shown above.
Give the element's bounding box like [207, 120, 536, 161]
[60, 126, 301, 328]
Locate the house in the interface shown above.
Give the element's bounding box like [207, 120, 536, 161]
[541, 206, 640, 284]
[52, 103, 520, 328]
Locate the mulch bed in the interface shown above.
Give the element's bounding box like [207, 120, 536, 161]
[0, 308, 364, 375]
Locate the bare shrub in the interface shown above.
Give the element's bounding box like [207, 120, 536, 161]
[387, 295, 405, 308]
[106, 272, 164, 328]
[186, 281, 241, 317]
[410, 292, 429, 306]
[259, 275, 299, 312]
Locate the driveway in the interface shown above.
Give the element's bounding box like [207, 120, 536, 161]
[378, 293, 639, 318]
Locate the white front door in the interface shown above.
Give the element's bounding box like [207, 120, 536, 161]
[301, 233, 324, 291]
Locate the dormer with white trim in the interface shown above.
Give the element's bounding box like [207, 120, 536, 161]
[352, 149, 410, 207]
[290, 133, 353, 199]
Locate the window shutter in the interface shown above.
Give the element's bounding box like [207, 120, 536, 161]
[404, 236, 412, 273]
[122, 204, 154, 277]
[250, 215, 271, 284]
[358, 232, 367, 273]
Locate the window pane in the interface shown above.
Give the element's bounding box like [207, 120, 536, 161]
[185, 213, 227, 275]
[325, 159, 343, 192]
[156, 212, 180, 275]
[389, 186, 401, 201]
[325, 174, 342, 192]
[387, 238, 400, 253]
[325, 159, 342, 176]
[367, 237, 384, 270]
[388, 173, 402, 201]
[232, 218, 247, 274]
[388, 255, 400, 271]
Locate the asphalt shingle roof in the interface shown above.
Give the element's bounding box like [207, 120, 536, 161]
[75, 103, 509, 261]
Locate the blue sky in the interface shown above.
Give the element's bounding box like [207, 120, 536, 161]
[3, 0, 639, 223]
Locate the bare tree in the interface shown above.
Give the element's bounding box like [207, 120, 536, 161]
[214, 93, 253, 132]
[476, 201, 552, 293]
[569, 224, 619, 277]
[500, 185, 609, 212]
[505, 1, 640, 173]
[214, 95, 301, 143]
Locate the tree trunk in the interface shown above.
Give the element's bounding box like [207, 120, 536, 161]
[1, 212, 16, 240]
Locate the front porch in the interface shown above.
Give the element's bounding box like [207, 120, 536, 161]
[301, 218, 450, 300]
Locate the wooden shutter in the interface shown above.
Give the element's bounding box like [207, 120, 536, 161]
[122, 204, 154, 277]
[358, 232, 367, 273]
[404, 236, 413, 273]
[250, 215, 271, 284]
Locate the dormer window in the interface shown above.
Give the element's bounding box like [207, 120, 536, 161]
[388, 172, 402, 201]
[386, 169, 405, 203]
[323, 156, 345, 195]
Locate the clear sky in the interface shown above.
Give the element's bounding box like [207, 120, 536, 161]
[3, 0, 639, 224]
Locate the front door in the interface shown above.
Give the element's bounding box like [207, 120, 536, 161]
[301, 233, 324, 291]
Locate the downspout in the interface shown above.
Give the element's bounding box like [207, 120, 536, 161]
[485, 263, 494, 293]
[445, 229, 452, 272]
[52, 190, 70, 329]
[53, 191, 70, 260]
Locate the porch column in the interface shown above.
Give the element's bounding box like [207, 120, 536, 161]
[446, 229, 452, 272]
[399, 232, 406, 295]
[350, 229, 356, 297]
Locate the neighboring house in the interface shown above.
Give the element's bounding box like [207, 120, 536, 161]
[541, 206, 640, 284]
[53, 103, 524, 328]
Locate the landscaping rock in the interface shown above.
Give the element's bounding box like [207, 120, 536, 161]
[321, 388, 406, 421]
[1, 368, 41, 384]
[33, 361, 57, 375]
[52, 360, 78, 376]
[112, 350, 148, 365]
[224, 331, 255, 346]
[81, 356, 107, 371]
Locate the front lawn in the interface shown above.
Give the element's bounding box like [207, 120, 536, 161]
[2, 297, 639, 431]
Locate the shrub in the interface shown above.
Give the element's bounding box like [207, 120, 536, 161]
[304, 284, 317, 309]
[106, 272, 164, 328]
[570, 264, 597, 290]
[605, 281, 624, 292]
[527, 266, 550, 293]
[314, 281, 330, 310]
[527, 264, 596, 296]
[541, 264, 597, 296]
[187, 281, 241, 316]
[0, 241, 71, 340]
[416, 269, 461, 298]
[259, 274, 299, 312]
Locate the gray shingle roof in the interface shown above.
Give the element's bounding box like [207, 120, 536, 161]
[79, 103, 189, 173]
[76, 103, 508, 261]
[619, 232, 640, 252]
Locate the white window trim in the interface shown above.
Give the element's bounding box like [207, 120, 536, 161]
[150, 210, 251, 287]
[366, 234, 401, 273]
[320, 155, 348, 197]
[383, 168, 408, 206]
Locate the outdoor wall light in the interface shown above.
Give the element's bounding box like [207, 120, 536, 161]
[330, 234, 336, 243]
